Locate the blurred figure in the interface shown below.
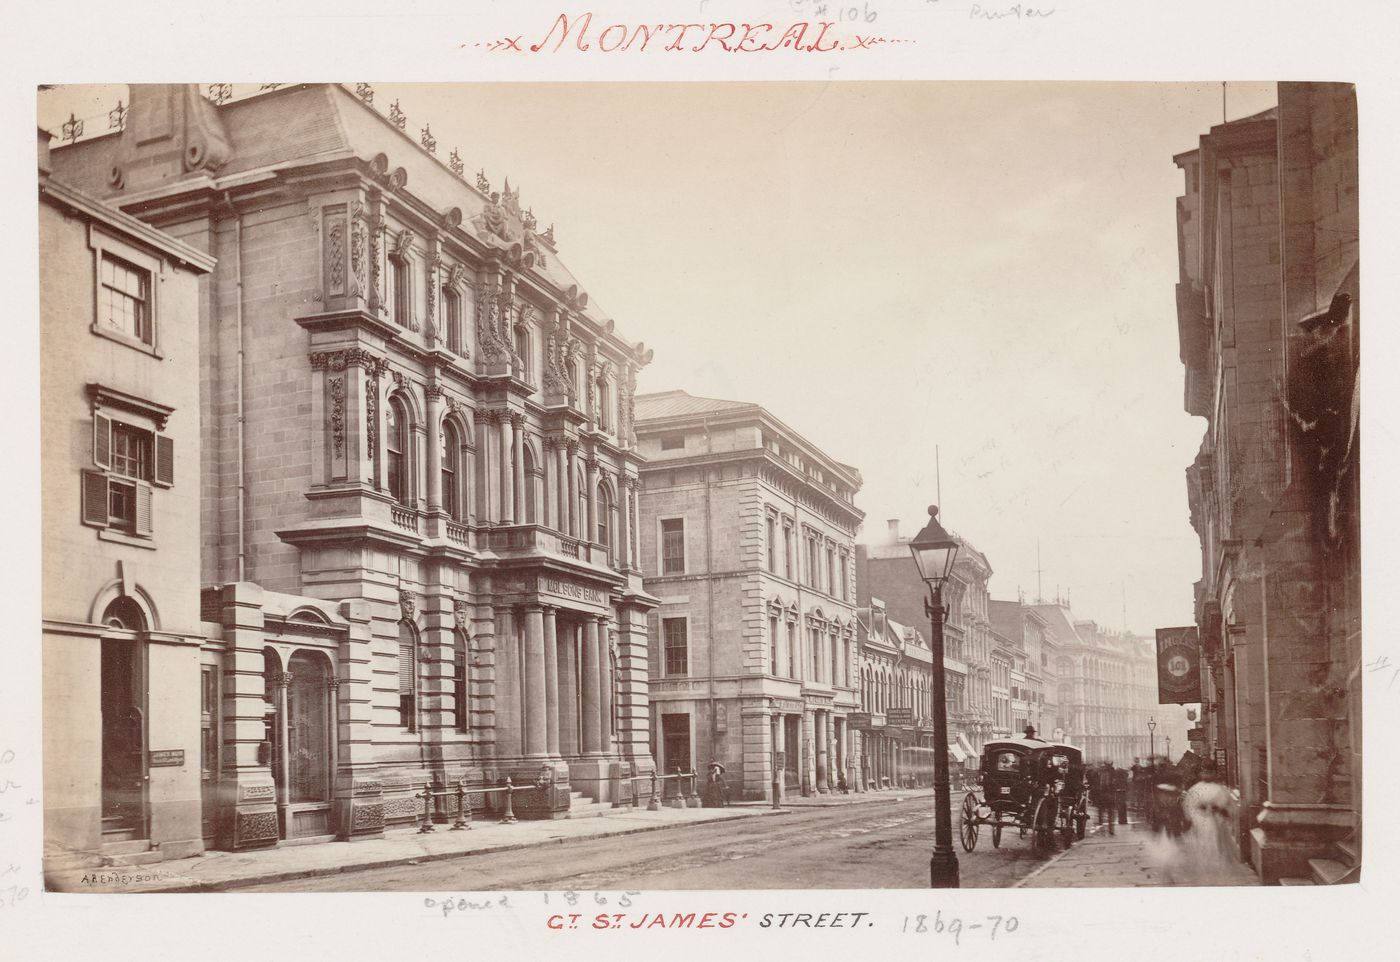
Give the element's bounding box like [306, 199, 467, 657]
[1147, 766, 1248, 885]
[1091, 761, 1117, 834]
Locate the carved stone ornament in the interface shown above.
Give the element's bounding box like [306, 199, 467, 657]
[329, 376, 346, 459]
[394, 228, 415, 258]
[399, 588, 416, 620]
[454, 601, 469, 630]
[474, 283, 511, 363]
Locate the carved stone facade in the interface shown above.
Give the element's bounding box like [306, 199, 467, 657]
[46, 83, 660, 856]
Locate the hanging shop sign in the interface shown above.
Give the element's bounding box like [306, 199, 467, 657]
[1155, 626, 1202, 704]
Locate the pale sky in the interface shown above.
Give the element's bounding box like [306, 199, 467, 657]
[38, 81, 1277, 635]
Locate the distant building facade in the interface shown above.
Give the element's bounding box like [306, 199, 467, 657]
[989, 600, 1052, 737]
[45, 83, 659, 862]
[634, 390, 864, 801]
[1174, 83, 1360, 882]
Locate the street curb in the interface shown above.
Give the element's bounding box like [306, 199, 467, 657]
[127, 808, 792, 894]
[1009, 821, 1116, 889]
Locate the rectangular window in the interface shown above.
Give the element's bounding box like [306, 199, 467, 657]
[442, 287, 461, 354]
[807, 538, 819, 588]
[84, 413, 170, 537]
[830, 632, 838, 687]
[826, 547, 835, 595]
[663, 618, 688, 676]
[109, 422, 152, 481]
[661, 518, 685, 574]
[810, 626, 820, 681]
[391, 257, 410, 328]
[454, 636, 469, 733]
[99, 252, 151, 344]
[840, 553, 850, 601]
[660, 433, 686, 451]
[766, 516, 776, 571]
[787, 622, 797, 680]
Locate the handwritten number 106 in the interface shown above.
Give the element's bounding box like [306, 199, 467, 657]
[811, 2, 878, 22]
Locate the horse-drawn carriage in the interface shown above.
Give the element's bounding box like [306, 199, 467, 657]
[958, 736, 1088, 856]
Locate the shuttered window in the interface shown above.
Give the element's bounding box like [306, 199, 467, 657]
[398, 622, 417, 730]
[84, 411, 173, 538]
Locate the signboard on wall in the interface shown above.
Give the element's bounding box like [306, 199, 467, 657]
[847, 712, 872, 731]
[887, 707, 915, 726]
[1155, 626, 1202, 704]
[149, 749, 185, 768]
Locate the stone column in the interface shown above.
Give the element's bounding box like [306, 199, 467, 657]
[565, 441, 579, 538]
[580, 618, 601, 754]
[585, 455, 598, 545]
[496, 608, 520, 757]
[558, 622, 579, 756]
[598, 615, 613, 755]
[802, 708, 814, 796]
[815, 709, 829, 793]
[511, 413, 527, 524]
[274, 670, 293, 833]
[425, 387, 442, 512]
[543, 439, 557, 530]
[826, 712, 837, 791]
[617, 478, 632, 571]
[522, 605, 546, 757]
[543, 606, 560, 757]
[499, 412, 515, 524]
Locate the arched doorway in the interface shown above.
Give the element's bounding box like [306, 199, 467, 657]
[101, 597, 147, 838]
[264, 649, 336, 839]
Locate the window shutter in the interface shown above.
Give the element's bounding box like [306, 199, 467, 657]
[93, 414, 112, 469]
[398, 634, 416, 694]
[82, 470, 109, 527]
[134, 481, 154, 536]
[155, 434, 175, 486]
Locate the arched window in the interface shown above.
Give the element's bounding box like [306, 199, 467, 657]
[522, 443, 537, 524]
[441, 420, 460, 520]
[453, 630, 469, 733]
[103, 596, 146, 631]
[398, 621, 417, 730]
[566, 358, 579, 403]
[386, 397, 409, 505]
[596, 480, 615, 562]
[514, 322, 530, 379]
[576, 467, 588, 539]
[597, 378, 611, 432]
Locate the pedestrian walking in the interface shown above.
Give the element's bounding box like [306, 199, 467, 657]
[1092, 761, 1117, 834]
[702, 761, 729, 808]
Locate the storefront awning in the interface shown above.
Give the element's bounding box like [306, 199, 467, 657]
[948, 742, 968, 763]
[956, 733, 977, 757]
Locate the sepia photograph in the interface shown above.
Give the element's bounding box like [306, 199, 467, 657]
[34, 78, 1359, 897]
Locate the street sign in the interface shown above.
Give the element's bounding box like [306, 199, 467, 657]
[149, 749, 185, 768]
[848, 712, 872, 731]
[1188, 727, 1205, 740]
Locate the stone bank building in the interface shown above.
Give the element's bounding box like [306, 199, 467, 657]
[634, 391, 864, 801]
[42, 83, 658, 865]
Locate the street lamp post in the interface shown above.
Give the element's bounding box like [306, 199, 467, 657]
[909, 505, 961, 889]
[1147, 715, 1157, 763]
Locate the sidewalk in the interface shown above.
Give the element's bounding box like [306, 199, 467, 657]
[1013, 820, 1259, 888]
[49, 786, 937, 894]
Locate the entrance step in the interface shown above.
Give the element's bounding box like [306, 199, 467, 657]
[1336, 837, 1360, 867]
[1308, 857, 1357, 886]
[100, 838, 151, 857]
[99, 838, 165, 867]
[1278, 877, 1314, 886]
[566, 791, 618, 819]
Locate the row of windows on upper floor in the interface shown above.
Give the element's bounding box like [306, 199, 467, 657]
[381, 393, 638, 566]
[383, 257, 628, 438]
[762, 512, 852, 601]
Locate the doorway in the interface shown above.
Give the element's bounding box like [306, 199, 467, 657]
[783, 715, 800, 791]
[100, 636, 144, 837]
[661, 713, 691, 775]
[264, 649, 335, 839]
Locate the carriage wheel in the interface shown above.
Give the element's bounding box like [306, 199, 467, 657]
[1031, 798, 1056, 857]
[992, 824, 1003, 848]
[1074, 798, 1088, 840]
[959, 793, 979, 852]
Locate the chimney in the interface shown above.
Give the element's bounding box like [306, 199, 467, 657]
[37, 126, 52, 176]
[887, 519, 900, 542]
